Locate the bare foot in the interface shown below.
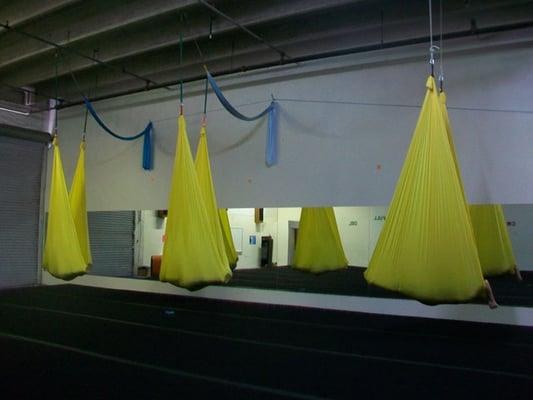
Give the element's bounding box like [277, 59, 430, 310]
[515, 266, 523, 281]
[484, 279, 498, 309]
[488, 298, 499, 309]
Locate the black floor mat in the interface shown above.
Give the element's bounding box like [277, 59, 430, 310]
[220, 266, 533, 307]
[0, 285, 532, 399]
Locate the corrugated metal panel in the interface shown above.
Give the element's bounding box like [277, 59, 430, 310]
[87, 211, 134, 277]
[0, 135, 44, 288]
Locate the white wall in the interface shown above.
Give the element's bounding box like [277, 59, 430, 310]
[276, 207, 301, 266]
[503, 205, 533, 270]
[51, 30, 533, 212]
[274, 207, 386, 267]
[227, 208, 279, 269]
[336, 207, 371, 267]
[137, 210, 166, 267]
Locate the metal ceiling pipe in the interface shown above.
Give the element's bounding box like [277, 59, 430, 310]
[0, 22, 164, 90]
[48, 19, 533, 111]
[197, 0, 290, 61]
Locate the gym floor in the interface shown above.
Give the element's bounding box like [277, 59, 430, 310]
[0, 284, 532, 399]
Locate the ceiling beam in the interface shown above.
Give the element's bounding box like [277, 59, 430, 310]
[0, 0, 81, 31]
[47, 22, 533, 113]
[35, 16, 533, 109]
[0, 0, 199, 69]
[31, 0, 533, 96]
[0, 0, 358, 87]
[4, 0, 533, 108]
[6, 0, 531, 89]
[32, 2, 386, 98]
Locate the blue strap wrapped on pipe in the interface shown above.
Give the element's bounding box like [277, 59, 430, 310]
[206, 71, 278, 167]
[83, 97, 154, 170]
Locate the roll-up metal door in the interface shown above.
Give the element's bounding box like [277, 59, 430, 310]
[0, 134, 46, 288]
[88, 211, 135, 277]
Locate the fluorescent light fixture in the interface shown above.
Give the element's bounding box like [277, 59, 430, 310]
[0, 106, 30, 116]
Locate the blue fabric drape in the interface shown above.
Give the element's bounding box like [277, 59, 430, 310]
[83, 97, 154, 170]
[206, 71, 278, 167]
[142, 127, 153, 171]
[266, 102, 278, 167]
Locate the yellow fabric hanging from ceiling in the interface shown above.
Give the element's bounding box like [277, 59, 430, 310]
[441, 92, 516, 277]
[194, 126, 230, 269]
[69, 141, 92, 265]
[439, 92, 467, 202]
[160, 116, 232, 289]
[469, 204, 517, 277]
[364, 77, 485, 303]
[440, 91, 480, 247]
[219, 208, 239, 268]
[42, 138, 88, 280]
[292, 207, 348, 273]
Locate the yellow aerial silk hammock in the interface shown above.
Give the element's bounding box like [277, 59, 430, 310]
[219, 208, 239, 268]
[69, 140, 92, 265]
[440, 92, 518, 278]
[160, 115, 232, 289]
[194, 125, 230, 269]
[469, 204, 518, 277]
[43, 137, 89, 279]
[292, 207, 348, 273]
[365, 77, 488, 304]
[439, 92, 467, 200]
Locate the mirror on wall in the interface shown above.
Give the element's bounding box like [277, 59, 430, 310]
[128, 207, 389, 276]
[82, 205, 533, 305]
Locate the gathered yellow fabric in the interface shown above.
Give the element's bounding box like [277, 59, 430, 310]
[219, 208, 239, 267]
[292, 207, 348, 273]
[160, 116, 232, 289]
[69, 141, 92, 265]
[469, 204, 517, 277]
[364, 77, 485, 303]
[439, 92, 467, 202]
[441, 92, 515, 277]
[194, 126, 230, 269]
[42, 138, 88, 280]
